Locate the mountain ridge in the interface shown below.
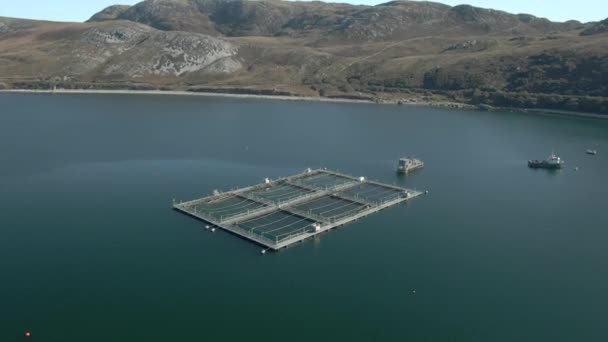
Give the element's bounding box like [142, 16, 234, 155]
[87, 0, 583, 41]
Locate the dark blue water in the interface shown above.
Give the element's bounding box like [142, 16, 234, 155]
[1, 93, 607, 341]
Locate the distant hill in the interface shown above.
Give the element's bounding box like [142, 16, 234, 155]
[88, 5, 132, 22]
[1, 0, 607, 114]
[581, 18, 608, 36]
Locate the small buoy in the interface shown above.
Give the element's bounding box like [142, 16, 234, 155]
[574, 167, 579, 171]
[205, 225, 210, 230]
[25, 332, 31, 338]
[261, 249, 266, 255]
[425, 190, 429, 194]
[211, 228, 216, 232]
[412, 289, 416, 294]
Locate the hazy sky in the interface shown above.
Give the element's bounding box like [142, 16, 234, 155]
[1, 0, 606, 23]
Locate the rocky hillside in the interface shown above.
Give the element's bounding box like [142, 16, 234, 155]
[88, 5, 132, 22]
[0, 17, 240, 84]
[1, 0, 608, 114]
[581, 17, 608, 36]
[87, 0, 582, 41]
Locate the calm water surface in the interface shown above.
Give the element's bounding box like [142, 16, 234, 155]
[1, 93, 607, 341]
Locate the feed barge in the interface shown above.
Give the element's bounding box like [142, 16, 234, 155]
[397, 157, 424, 174]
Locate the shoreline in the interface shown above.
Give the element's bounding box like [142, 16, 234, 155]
[0, 88, 476, 110]
[505, 107, 608, 120]
[0, 88, 376, 104]
[1, 88, 606, 120]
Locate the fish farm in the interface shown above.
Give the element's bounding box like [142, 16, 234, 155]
[173, 168, 424, 251]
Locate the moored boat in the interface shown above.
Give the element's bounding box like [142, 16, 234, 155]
[586, 149, 598, 155]
[528, 152, 564, 169]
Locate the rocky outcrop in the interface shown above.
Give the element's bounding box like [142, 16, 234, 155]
[0, 19, 241, 78]
[0, 17, 37, 34]
[103, 31, 240, 76]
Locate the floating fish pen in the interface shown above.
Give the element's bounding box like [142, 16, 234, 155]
[173, 168, 424, 250]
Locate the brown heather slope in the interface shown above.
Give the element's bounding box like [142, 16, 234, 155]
[1, 0, 607, 114]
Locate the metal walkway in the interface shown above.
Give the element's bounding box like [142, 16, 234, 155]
[173, 168, 425, 251]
